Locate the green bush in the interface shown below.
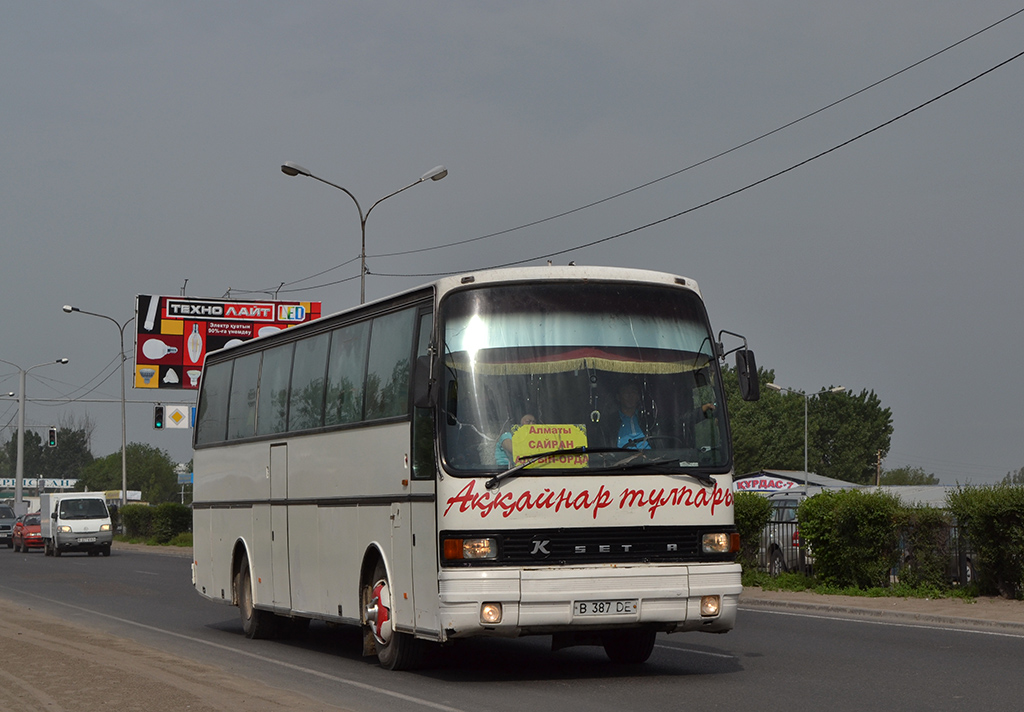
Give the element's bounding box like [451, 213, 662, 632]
[896, 506, 953, 590]
[151, 502, 192, 544]
[734, 491, 773, 571]
[119, 502, 191, 543]
[799, 489, 901, 588]
[120, 504, 153, 538]
[948, 485, 1024, 599]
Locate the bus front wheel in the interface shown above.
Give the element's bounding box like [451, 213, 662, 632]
[602, 629, 657, 664]
[365, 560, 421, 670]
[236, 559, 277, 640]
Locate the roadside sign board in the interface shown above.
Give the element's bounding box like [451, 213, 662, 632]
[134, 295, 321, 390]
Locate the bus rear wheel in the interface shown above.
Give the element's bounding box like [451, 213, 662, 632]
[236, 559, 277, 640]
[365, 560, 421, 670]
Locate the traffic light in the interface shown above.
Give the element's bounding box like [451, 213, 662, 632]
[154, 405, 165, 430]
[48, 427, 57, 448]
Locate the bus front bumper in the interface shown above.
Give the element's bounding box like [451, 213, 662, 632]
[437, 563, 741, 639]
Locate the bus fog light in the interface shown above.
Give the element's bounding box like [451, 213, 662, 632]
[480, 602, 503, 625]
[700, 595, 721, 617]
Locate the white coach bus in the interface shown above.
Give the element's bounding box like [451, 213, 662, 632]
[191, 265, 760, 669]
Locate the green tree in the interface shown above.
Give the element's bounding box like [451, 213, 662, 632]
[723, 365, 893, 484]
[881, 466, 939, 485]
[79, 443, 179, 503]
[39, 427, 94, 481]
[3, 430, 44, 480]
[1002, 468, 1024, 485]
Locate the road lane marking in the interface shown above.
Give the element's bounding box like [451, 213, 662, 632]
[0, 584, 466, 712]
[739, 605, 1024, 639]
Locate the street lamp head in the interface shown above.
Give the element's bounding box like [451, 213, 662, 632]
[829, 386, 845, 393]
[421, 165, 448, 182]
[281, 162, 312, 178]
[765, 383, 783, 392]
[57, 358, 69, 365]
[62, 305, 78, 313]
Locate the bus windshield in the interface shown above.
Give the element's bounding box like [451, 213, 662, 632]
[439, 282, 730, 475]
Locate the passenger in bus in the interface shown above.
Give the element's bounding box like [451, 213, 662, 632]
[495, 413, 538, 467]
[609, 381, 650, 450]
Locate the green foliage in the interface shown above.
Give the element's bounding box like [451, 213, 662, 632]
[151, 502, 191, 543]
[722, 366, 893, 484]
[947, 485, 1024, 599]
[120, 502, 191, 543]
[3, 430, 44, 480]
[167, 532, 193, 548]
[78, 442, 179, 503]
[2, 421, 95, 480]
[881, 466, 939, 485]
[897, 507, 953, 589]
[734, 491, 773, 570]
[120, 504, 153, 538]
[798, 489, 902, 588]
[39, 427, 94, 479]
[1003, 468, 1024, 485]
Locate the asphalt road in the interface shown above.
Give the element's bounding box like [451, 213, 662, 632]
[2, 545, 1021, 712]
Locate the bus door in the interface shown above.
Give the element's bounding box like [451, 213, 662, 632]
[390, 477, 439, 639]
[269, 443, 291, 609]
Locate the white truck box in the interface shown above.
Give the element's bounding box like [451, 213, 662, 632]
[40, 492, 113, 557]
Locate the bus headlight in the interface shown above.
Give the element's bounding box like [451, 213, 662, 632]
[443, 537, 498, 562]
[696, 532, 737, 553]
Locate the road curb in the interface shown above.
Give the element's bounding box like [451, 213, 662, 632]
[740, 596, 1024, 635]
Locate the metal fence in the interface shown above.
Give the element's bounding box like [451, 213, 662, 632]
[756, 520, 974, 587]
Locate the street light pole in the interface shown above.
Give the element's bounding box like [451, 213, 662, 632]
[280, 162, 448, 304]
[0, 357, 69, 517]
[63, 306, 133, 508]
[765, 383, 845, 486]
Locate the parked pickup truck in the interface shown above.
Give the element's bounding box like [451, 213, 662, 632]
[40, 492, 113, 557]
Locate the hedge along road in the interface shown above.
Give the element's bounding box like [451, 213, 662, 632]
[2, 541, 1023, 712]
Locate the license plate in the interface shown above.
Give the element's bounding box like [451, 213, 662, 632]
[573, 599, 638, 617]
[79, 537, 96, 543]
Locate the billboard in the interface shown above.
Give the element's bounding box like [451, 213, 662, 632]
[134, 295, 321, 390]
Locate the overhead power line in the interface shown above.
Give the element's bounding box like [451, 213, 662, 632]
[373, 47, 1024, 279]
[237, 7, 1024, 295]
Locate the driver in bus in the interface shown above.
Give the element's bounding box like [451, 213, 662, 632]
[611, 381, 650, 450]
[495, 413, 538, 467]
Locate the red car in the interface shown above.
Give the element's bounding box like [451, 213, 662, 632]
[13, 512, 43, 552]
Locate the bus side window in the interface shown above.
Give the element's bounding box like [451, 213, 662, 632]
[365, 309, 416, 420]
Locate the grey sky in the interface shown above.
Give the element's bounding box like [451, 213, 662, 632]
[2, 2, 1022, 484]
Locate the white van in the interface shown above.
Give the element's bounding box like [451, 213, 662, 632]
[40, 492, 113, 557]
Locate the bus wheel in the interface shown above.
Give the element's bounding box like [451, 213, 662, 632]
[365, 560, 420, 670]
[602, 629, 657, 664]
[236, 559, 277, 640]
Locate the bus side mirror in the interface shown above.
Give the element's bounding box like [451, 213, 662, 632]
[413, 355, 434, 408]
[736, 349, 760, 401]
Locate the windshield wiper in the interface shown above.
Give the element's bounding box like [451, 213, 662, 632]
[484, 447, 588, 490]
[485, 447, 719, 490]
[585, 456, 719, 488]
